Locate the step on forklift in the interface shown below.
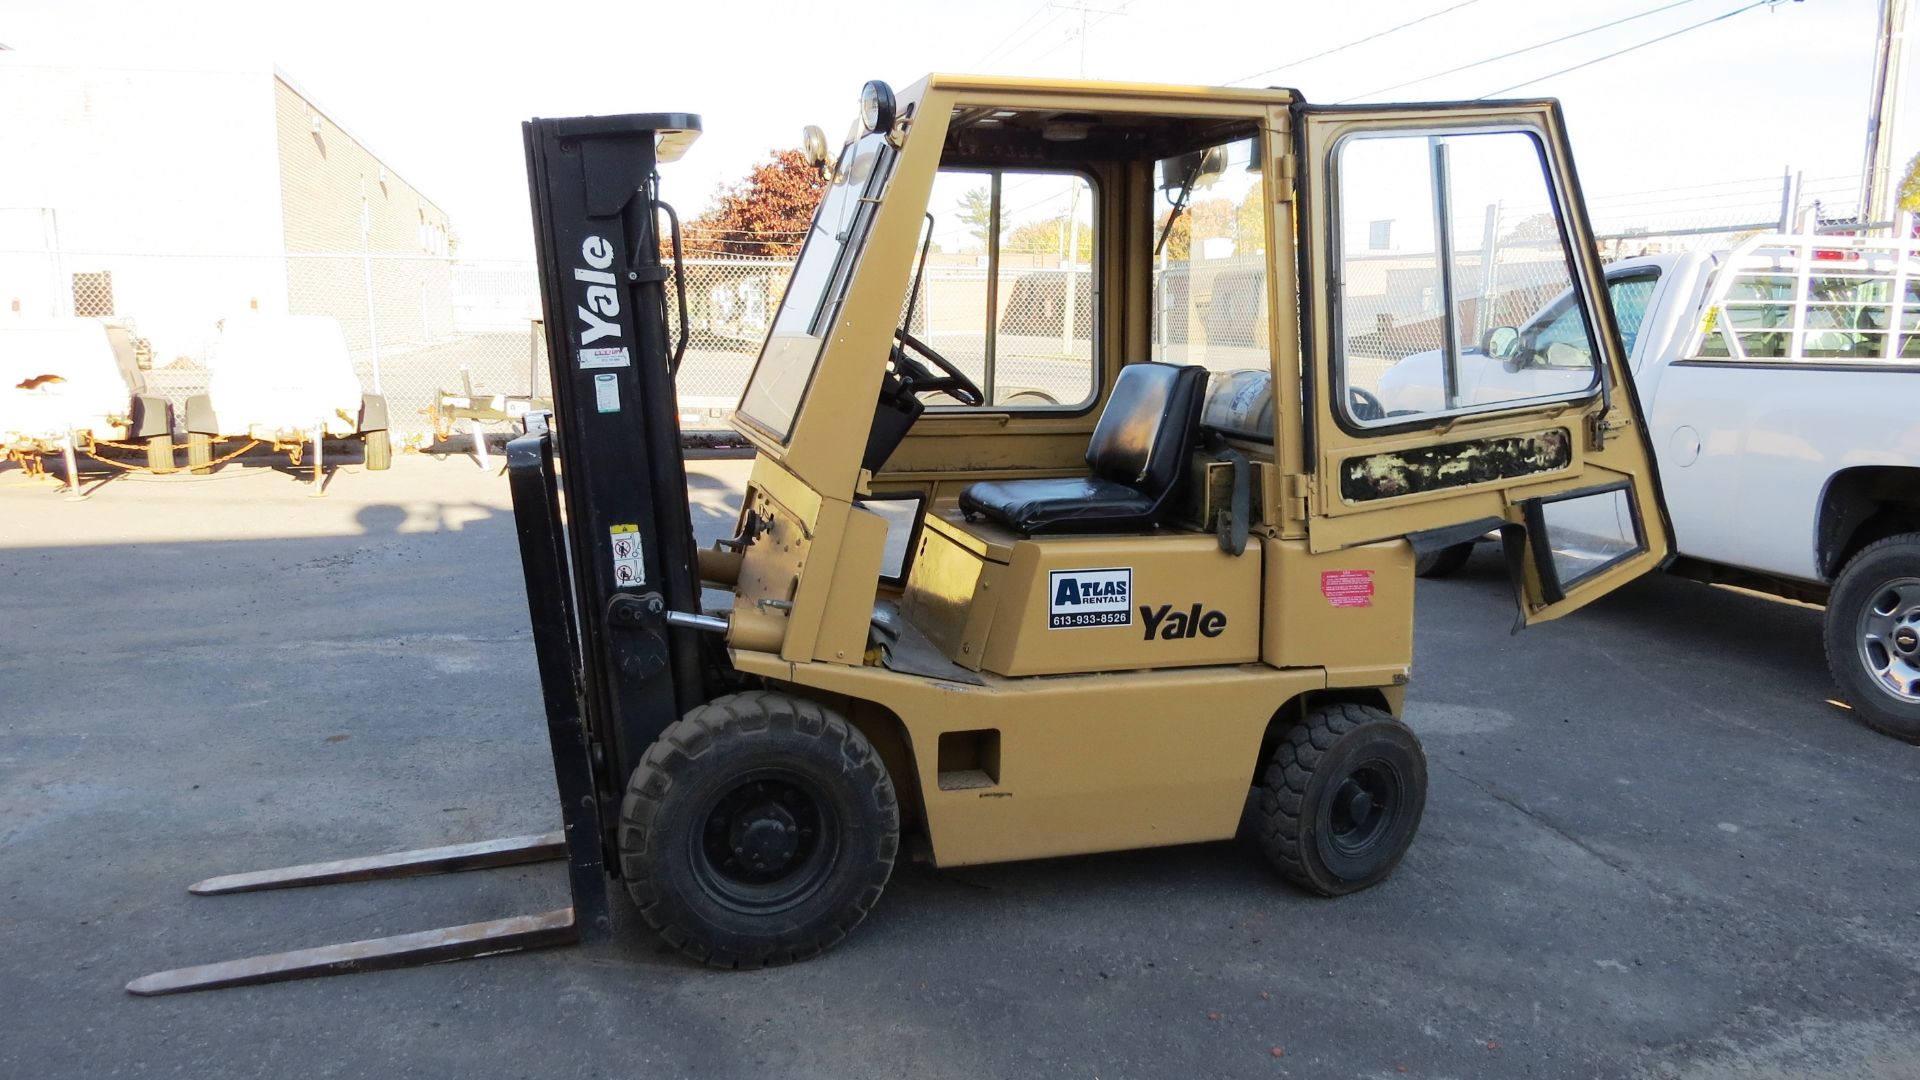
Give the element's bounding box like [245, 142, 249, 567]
[130, 75, 1671, 994]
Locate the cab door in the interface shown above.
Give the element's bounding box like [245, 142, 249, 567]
[1295, 102, 1671, 624]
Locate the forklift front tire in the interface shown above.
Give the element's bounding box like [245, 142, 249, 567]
[1257, 702, 1427, 896]
[618, 691, 900, 968]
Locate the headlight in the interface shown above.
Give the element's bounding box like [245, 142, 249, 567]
[859, 80, 895, 136]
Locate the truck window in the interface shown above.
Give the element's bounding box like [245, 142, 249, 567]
[907, 168, 1097, 409]
[1333, 129, 1599, 425]
[1607, 271, 1660, 355]
[1533, 269, 1660, 363]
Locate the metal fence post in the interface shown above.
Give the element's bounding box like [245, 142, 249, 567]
[361, 192, 383, 394]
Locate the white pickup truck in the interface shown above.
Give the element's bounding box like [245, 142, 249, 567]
[1379, 231, 1920, 743]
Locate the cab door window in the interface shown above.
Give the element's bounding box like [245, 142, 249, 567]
[910, 169, 1097, 409]
[1335, 130, 1599, 425]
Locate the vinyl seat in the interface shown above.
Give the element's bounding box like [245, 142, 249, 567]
[958, 362, 1207, 535]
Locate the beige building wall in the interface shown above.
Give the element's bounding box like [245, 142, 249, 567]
[274, 77, 453, 352]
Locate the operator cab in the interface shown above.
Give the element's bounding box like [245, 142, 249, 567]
[723, 75, 1669, 690]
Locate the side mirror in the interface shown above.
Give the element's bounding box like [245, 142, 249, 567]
[1482, 325, 1520, 359]
[1160, 145, 1229, 192]
[800, 125, 832, 179]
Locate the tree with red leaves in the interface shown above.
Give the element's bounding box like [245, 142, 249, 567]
[683, 150, 828, 258]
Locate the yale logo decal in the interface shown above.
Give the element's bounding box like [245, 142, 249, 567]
[575, 235, 632, 369]
[1140, 603, 1227, 640]
[1048, 567, 1132, 629]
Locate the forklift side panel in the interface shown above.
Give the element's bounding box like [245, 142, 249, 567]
[812, 504, 889, 664]
[980, 534, 1261, 676]
[733, 659, 1321, 867]
[1261, 537, 1413, 689]
[899, 524, 991, 661]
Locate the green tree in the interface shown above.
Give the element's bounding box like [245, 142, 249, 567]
[1898, 150, 1920, 214]
[1001, 216, 1094, 262]
[1500, 212, 1558, 244]
[1235, 188, 1266, 256]
[957, 187, 994, 246]
[1157, 198, 1237, 261]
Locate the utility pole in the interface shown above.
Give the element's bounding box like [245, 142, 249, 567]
[1861, 0, 1910, 227]
[1048, 1, 1126, 356]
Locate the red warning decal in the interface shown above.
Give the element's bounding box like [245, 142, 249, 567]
[1321, 569, 1374, 608]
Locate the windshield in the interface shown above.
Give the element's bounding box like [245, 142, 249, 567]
[737, 131, 895, 440]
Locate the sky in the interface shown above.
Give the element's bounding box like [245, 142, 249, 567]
[0, 0, 1907, 259]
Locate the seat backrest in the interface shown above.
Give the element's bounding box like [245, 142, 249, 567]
[1085, 363, 1208, 496]
[1200, 367, 1274, 442]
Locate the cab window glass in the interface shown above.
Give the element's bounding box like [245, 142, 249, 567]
[1608, 272, 1660, 355]
[739, 132, 893, 439]
[1150, 136, 1270, 379]
[1335, 129, 1599, 425]
[905, 169, 1096, 409]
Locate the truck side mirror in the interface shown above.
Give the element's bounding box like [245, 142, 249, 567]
[801, 125, 832, 180]
[1483, 325, 1519, 359]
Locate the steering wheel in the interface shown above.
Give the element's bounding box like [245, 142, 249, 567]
[1349, 386, 1386, 422]
[892, 328, 986, 407]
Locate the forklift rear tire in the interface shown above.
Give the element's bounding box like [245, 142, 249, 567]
[186, 432, 214, 474]
[1256, 702, 1427, 896]
[1414, 542, 1474, 579]
[618, 691, 900, 968]
[363, 429, 392, 471]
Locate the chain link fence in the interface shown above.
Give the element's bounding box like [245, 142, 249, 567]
[0, 250, 787, 447]
[0, 171, 1868, 453]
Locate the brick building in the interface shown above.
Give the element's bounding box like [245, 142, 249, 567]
[0, 55, 452, 365]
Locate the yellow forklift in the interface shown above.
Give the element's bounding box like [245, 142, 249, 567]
[131, 75, 1669, 992]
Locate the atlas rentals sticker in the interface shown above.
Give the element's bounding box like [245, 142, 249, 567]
[1048, 567, 1133, 629]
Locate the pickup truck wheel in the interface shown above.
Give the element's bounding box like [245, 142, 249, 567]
[1825, 533, 1920, 743]
[618, 691, 899, 968]
[1414, 542, 1474, 579]
[1256, 702, 1427, 896]
[145, 434, 176, 474]
[363, 429, 392, 471]
[186, 432, 214, 474]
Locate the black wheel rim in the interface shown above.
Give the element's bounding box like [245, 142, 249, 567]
[689, 768, 839, 915]
[1321, 758, 1403, 864]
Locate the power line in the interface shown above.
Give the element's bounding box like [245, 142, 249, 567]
[1338, 0, 1706, 103]
[977, 3, 1073, 68]
[1480, 0, 1778, 97]
[1229, 0, 1484, 86]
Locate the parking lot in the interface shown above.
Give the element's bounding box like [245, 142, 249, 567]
[2, 453, 1917, 1079]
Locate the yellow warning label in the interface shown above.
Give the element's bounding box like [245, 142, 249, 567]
[609, 523, 644, 587]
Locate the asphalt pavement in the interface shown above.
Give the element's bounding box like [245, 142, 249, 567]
[2, 451, 1916, 1079]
